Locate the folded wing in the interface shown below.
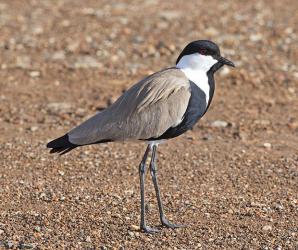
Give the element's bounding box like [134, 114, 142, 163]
[68, 68, 191, 145]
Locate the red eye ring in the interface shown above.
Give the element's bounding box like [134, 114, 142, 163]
[199, 49, 207, 55]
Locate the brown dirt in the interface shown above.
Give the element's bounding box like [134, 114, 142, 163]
[0, 0, 297, 249]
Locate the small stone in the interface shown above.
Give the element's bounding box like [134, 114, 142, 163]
[30, 126, 38, 132]
[29, 71, 40, 78]
[61, 19, 70, 27]
[19, 243, 37, 249]
[254, 120, 271, 126]
[249, 33, 263, 42]
[16, 56, 31, 69]
[288, 87, 295, 94]
[51, 51, 66, 61]
[81, 8, 95, 15]
[263, 142, 271, 149]
[39, 192, 46, 199]
[160, 10, 182, 20]
[85, 236, 91, 242]
[274, 204, 283, 211]
[211, 120, 229, 128]
[5, 241, 14, 248]
[128, 231, 134, 237]
[262, 225, 272, 231]
[34, 226, 41, 232]
[129, 225, 139, 231]
[220, 67, 231, 76]
[66, 41, 80, 52]
[58, 170, 64, 176]
[47, 102, 72, 114]
[0, 229, 4, 235]
[72, 56, 102, 69]
[132, 35, 144, 44]
[32, 26, 44, 35]
[147, 45, 157, 56]
[205, 27, 219, 36]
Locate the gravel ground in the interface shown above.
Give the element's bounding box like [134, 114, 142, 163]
[0, 0, 297, 249]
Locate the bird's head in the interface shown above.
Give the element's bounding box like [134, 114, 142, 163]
[176, 40, 235, 73]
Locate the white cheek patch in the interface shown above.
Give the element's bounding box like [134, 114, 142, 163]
[176, 53, 218, 105]
[197, 54, 218, 71]
[176, 53, 217, 72]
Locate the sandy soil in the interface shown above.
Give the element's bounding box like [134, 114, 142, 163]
[0, 0, 297, 249]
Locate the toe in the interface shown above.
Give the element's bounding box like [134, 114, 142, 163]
[161, 219, 186, 229]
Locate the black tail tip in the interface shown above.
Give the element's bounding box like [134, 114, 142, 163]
[47, 134, 77, 155]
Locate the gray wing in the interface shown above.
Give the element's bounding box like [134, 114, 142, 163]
[68, 68, 191, 145]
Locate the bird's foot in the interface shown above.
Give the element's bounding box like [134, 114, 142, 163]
[161, 218, 186, 229]
[140, 225, 160, 234]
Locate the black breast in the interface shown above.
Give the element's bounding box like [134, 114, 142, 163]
[147, 81, 209, 141]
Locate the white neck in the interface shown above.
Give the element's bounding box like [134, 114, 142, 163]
[176, 53, 218, 105]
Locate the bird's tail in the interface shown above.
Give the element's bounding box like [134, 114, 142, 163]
[46, 134, 77, 155]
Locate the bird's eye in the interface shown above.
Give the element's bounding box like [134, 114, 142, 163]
[199, 49, 207, 55]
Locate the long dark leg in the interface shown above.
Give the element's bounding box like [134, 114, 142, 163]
[150, 144, 185, 229]
[139, 145, 159, 233]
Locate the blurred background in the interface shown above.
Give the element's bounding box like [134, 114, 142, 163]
[0, 0, 297, 249]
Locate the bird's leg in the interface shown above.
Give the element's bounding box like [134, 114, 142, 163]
[139, 145, 160, 233]
[150, 144, 185, 229]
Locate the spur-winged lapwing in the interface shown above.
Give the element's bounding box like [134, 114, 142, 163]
[47, 40, 235, 233]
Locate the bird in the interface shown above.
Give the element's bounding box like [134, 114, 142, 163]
[47, 40, 235, 233]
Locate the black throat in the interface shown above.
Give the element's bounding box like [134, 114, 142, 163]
[206, 61, 223, 109]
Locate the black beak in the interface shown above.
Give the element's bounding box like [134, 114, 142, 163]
[219, 56, 235, 67]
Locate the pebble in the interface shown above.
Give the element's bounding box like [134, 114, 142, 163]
[0, 229, 4, 235]
[71, 56, 102, 69]
[66, 41, 80, 52]
[47, 102, 72, 114]
[6, 241, 14, 248]
[58, 170, 65, 176]
[249, 33, 263, 42]
[19, 243, 37, 249]
[51, 51, 66, 61]
[30, 126, 38, 132]
[211, 120, 229, 128]
[16, 56, 31, 69]
[129, 225, 139, 231]
[32, 26, 44, 35]
[220, 67, 231, 76]
[262, 225, 272, 231]
[128, 231, 134, 237]
[160, 10, 182, 20]
[132, 35, 144, 44]
[273, 204, 284, 211]
[205, 27, 219, 36]
[29, 71, 40, 78]
[263, 142, 272, 149]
